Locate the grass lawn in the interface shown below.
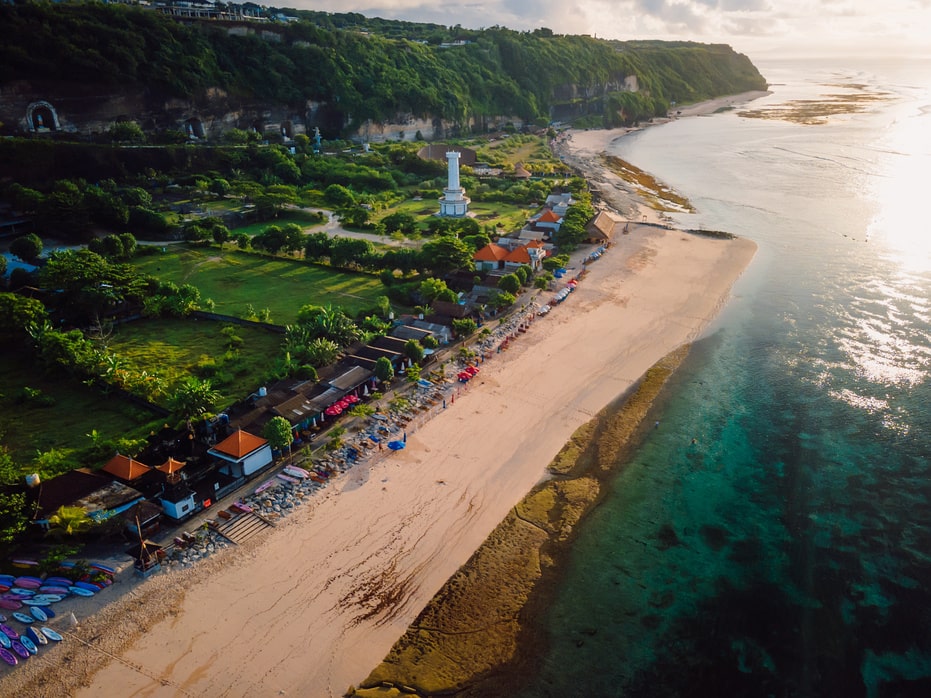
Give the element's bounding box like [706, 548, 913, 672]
[230, 209, 326, 237]
[382, 198, 531, 235]
[133, 246, 387, 323]
[106, 318, 284, 409]
[0, 353, 156, 465]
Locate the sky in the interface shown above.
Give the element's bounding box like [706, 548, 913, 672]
[285, 0, 931, 59]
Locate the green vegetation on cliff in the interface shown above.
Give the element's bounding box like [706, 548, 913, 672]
[0, 2, 766, 132]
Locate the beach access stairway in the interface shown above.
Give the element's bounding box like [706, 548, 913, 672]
[210, 507, 275, 544]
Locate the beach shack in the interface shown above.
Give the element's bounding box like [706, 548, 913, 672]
[209, 429, 273, 478]
[585, 210, 622, 244]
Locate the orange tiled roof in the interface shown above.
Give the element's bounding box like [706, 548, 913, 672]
[102, 454, 151, 481]
[473, 243, 510, 262]
[505, 246, 532, 264]
[537, 209, 561, 223]
[525, 239, 545, 248]
[156, 457, 186, 475]
[212, 429, 268, 459]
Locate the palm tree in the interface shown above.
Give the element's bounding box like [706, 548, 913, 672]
[169, 377, 220, 421]
[46, 506, 95, 539]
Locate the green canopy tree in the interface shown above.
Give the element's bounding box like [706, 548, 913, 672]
[263, 415, 294, 462]
[403, 339, 425, 363]
[419, 235, 473, 275]
[9, 233, 43, 263]
[374, 356, 395, 383]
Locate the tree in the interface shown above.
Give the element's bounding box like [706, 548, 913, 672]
[0, 491, 28, 545]
[46, 506, 95, 539]
[375, 356, 394, 383]
[0, 292, 47, 346]
[304, 337, 340, 367]
[403, 339, 425, 363]
[10, 233, 43, 263]
[169, 377, 220, 420]
[337, 206, 371, 229]
[109, 121, 145, 143]
[452, 317, 478, 338]
[419, 277, 450, 304]
[324, 184, 356, 208]
[330, 236, 375, 269]
[420, 235, 473, 275]
[0, 254, 6, 279]
[304, 231, 332, 261]
[263, 415, 294, 462]
[213, 225, 230, 247]
[405, 363, 422, 383]
[380, 211, 416, 236]
[498, 273, 521, 294]
[491, 290, 516, 309]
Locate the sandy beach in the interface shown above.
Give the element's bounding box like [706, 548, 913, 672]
[0, 94, 762, 698]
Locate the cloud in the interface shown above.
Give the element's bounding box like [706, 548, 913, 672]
[283, 0, 931, 57]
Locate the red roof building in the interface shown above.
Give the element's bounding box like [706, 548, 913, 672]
[473, 243, 510, 272]
[102, 454, 152, 481]
[208, 429, 273, 478]
[211, 429, 268, 459]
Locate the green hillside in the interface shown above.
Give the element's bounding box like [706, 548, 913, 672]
[0, 2, 767, 133]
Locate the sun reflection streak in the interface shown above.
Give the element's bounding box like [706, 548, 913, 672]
[866, 98, 931, 273]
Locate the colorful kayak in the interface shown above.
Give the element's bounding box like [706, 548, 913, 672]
[74, 581, 100, 592]
[0, 624, 19, 639]
[0, 575, 15, 585]
[12, 612, 33, 624]
[90, 562, 116, 574]
[0, 584, 9, 593]
[19, 634, 37, 655]
[0, 633, 10, 649]
[68, 586, 95, 597]
[0, 647, 16, 666]
[38, 586, 70, 596]
[39, 606, 55, 619]
[9, 640, 29, 659]
[27, 626, 47, 646]
[9, 588, 35, 597]
[30, 594, 64, 604]
[22, 598, 52, 606]
[44, 576, 74, 587]
[13, 577, 42, 589]
[41, 627, 62, 642]
[0, 599, 22, 611]
[30, 606, 48, 622]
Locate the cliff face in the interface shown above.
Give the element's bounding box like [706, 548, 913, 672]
[1, 80, 535, 144]
[0, 80, 316, 141]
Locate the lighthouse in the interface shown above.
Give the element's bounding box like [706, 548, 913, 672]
[438, 150, 470, 217]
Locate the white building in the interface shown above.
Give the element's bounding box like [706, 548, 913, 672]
[438, 151, 470, 217]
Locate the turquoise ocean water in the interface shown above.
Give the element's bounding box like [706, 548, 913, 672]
[520, 58, 931, 697]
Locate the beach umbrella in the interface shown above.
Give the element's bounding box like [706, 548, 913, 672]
[387, 440, 405, 451]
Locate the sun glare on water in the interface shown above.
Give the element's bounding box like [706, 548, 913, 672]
[867, 99, 931, 273]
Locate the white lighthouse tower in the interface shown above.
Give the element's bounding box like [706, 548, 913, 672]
[438, 150, 470, 217]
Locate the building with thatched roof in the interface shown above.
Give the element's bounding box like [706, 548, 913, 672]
[586, 210, 624, 243]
